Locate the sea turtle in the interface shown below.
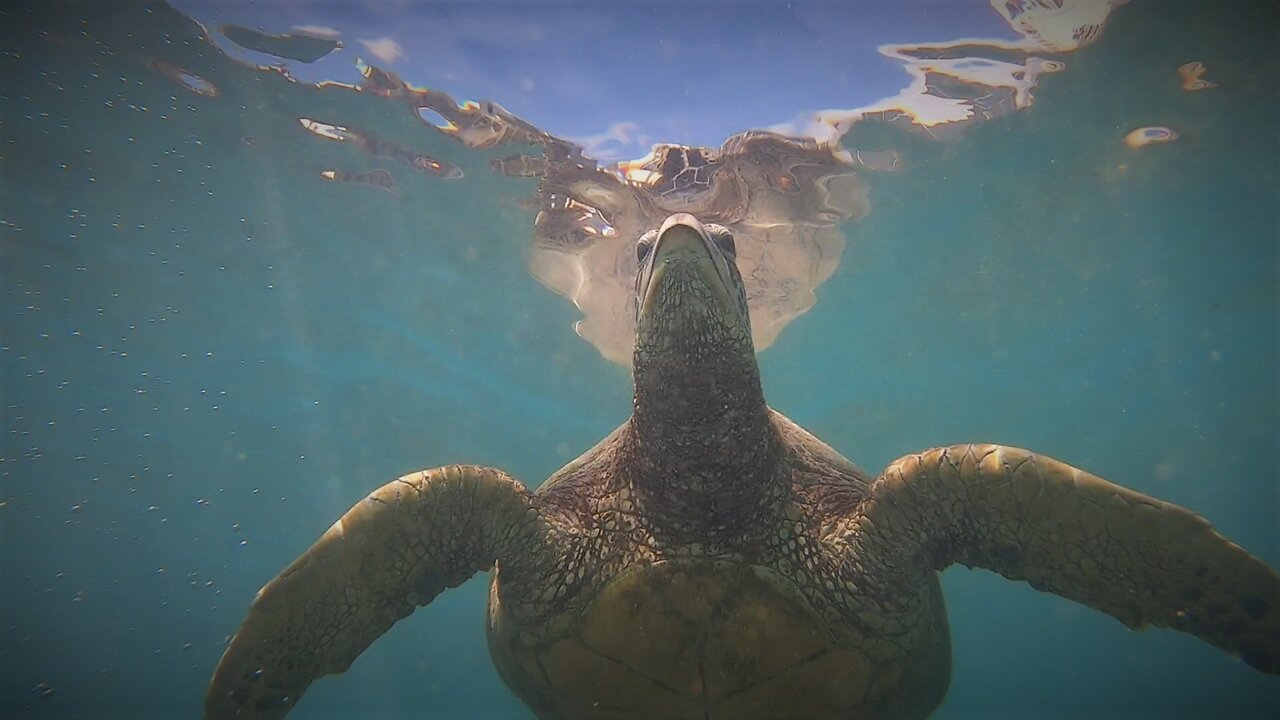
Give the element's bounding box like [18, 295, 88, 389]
[206, 214, 1280, 720]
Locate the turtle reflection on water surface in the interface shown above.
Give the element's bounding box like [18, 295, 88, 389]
[206, 215, 1279, 720]
[517, 131, 875, 366]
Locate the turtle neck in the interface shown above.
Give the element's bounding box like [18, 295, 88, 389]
[627, 324, 785, 548]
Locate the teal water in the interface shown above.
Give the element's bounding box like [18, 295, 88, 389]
[2, 2, 1277, 719]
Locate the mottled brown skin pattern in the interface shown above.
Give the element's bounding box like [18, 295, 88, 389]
[205, 214, 1280, 720]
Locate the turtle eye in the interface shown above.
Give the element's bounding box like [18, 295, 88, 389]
[706, 224, 736, 257]
[636, 229, 658, 263]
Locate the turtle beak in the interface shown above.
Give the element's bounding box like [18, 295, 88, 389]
[637, 214, 742, 325]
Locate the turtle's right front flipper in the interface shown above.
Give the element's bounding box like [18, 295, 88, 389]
[204, 465, 564, 720]
[840, 444, 1280, 673]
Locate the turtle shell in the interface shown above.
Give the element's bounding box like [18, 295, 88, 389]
[487, 559, 949, 719]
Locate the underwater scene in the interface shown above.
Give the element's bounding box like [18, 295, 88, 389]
[1, 0, 1277, 718]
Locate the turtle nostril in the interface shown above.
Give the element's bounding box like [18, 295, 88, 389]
[707, 226, 736, 258]
[714, 233, 735, 257]
[635, 229, 659, 263]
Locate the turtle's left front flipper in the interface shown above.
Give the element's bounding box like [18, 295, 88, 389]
[843, 444, 1280, 673]
[204, 465, 563, 719]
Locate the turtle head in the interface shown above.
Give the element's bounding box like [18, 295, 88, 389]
[629, 214, 779, 543]
[633, 213, 753, 366]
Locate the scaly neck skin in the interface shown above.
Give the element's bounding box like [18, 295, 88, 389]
[628, 319, 785, 547]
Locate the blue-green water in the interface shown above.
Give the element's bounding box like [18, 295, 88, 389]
[2, 1, 1277, 718]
